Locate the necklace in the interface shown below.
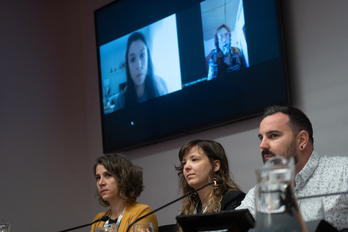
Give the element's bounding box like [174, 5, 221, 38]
[202, 202, 210, 213]
[104, 206, 126, 227]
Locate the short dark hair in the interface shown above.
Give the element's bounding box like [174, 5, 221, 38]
[263, 105, 314, 144]
[93, 153, 143, 207]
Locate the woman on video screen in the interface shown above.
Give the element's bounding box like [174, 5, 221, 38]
[114, 32, 167, 110]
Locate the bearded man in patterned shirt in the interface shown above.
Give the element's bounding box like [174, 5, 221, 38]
[236, 105, 348, 231]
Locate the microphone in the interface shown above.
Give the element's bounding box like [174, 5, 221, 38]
[58, 215, 109, 232]
[213, 179, 223, 185]
[125, 179, 223, 232]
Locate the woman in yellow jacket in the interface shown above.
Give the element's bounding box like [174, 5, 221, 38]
[91, 153, 158, 232]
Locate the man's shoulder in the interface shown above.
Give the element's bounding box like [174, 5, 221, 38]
[316, 154, 348, 174]
[319, 155, 348, 165]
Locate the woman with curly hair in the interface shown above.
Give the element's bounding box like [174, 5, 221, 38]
[91, 153, 158, 232]
[175, 139, 245, 230]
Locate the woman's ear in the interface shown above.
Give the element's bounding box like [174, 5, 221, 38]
[213, 160, 221, 172]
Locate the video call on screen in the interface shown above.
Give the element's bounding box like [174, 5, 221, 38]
[99, 0, 253, 114]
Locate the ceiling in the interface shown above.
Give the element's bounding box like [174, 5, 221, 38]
[200, 0, 240, 40]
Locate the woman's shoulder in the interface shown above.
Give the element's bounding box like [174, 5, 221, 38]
[154, 75, 168, 95]
[113, 88, 126, 110]
[91, 210, 111, 232]
[221, 190, 246, 210]
[93, 209, 111, 220]
[126, 201, 153, 213]
[222, 190, 245, 201]
[224, 190, 245, 197]
[125, 201, 158, 232]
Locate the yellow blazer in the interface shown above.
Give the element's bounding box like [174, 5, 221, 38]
[90, 200, 158, 232]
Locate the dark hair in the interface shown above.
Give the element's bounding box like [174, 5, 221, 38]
[124, 32, 159, 107]
[175, 139, 242, 214]
[263, 105, 314, 144]
[214, 24, 231, 50]
[93, 153, 144, 207]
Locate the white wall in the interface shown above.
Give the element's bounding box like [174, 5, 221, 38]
[1, 0, 348, 231]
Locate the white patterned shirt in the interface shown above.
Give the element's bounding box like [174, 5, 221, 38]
[236, 151, 348, 230]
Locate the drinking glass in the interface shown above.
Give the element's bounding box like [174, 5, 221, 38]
[254, 156, 306, 232]
[133, 222, 154, 232]
[0, 219, 10, 232]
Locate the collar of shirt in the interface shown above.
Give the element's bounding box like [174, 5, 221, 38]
[295, 151, 319, 190]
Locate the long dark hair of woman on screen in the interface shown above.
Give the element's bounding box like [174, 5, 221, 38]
[124, 32, 167, 108]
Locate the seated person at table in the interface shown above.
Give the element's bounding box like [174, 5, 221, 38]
[91, 153, 158, 232]
[207, 24, 246, 80]
[174, 139, 245, 231]
[236, 105, 348, 231]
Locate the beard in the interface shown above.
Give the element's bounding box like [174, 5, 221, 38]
[261, 150, 276, 164]
[261, 138, 298, 164]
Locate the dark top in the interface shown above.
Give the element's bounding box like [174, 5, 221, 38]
[173, 190, 245, 232]
[108, 218, 118, 224]
[195, 190, 245, 214]
[207, 47, 247, 80]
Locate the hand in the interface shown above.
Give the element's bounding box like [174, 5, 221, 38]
[135, 228, 150, 232]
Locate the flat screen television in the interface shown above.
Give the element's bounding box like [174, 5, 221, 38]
[94, 0, 290, 153]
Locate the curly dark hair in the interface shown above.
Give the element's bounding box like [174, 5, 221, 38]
[93, 153, 144, 207]
[175, 139, 242, 215]
[263, 105, 314, 144]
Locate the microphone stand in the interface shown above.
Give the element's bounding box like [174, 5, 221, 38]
[125, 180, 218, 232]
[58, 215, 109, 232]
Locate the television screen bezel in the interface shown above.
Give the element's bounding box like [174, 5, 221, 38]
[94, 0, 290, 153]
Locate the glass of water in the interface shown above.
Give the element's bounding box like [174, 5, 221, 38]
[133, 222, 154, 232]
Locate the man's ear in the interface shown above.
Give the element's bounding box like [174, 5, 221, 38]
[298, 130, 309, 150]
[213, 160, 221, 172]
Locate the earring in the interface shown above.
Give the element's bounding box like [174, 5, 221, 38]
[300, 146, 303, 149]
